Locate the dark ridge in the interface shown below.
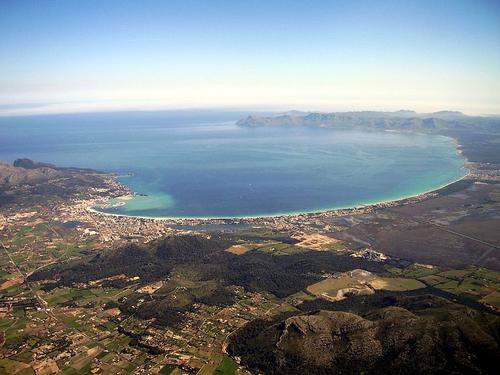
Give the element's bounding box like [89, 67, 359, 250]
[13, 158, 56, 169]
[228, 294, 500, 375]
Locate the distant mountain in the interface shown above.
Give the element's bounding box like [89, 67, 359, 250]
[236, 111, 447, 131]
[236, 110, 472, 130]
[236, 110, 494, 135]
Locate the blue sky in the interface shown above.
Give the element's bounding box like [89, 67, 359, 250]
[1, 0, 499, 115]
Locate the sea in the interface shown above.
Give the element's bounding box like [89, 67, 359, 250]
[0, 110, 467, 218]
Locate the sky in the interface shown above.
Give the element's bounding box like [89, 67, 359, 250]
[1, 0, 499, 116]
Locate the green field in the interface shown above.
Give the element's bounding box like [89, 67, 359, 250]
[307, 271, 425, 299]
[307, 276, 364, 296]
[160, 364, 178, 375]
[386, 265, 500, 308]
[480, 291, 500, 309]
[255, 242, 303, 256]
[215, 356, 238, 375]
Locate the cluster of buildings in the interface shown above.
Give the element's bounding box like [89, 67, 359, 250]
[467, 162, 500, 181]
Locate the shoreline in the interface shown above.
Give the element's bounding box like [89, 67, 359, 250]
[88, 168, 470, 222]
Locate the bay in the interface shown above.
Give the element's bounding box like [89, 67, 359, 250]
[0, 110, 467, 218]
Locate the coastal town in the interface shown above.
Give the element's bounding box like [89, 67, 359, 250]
[20, 159, 495, 247]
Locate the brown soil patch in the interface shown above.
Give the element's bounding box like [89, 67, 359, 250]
[293, 233, 340, 250]
[368, 279, 389, 290]
[225, 244, 251, 255]
[368, 277, 426, 291]
[0, 275, 24, 290]
[104, 307, 121, 317]
[137, 280, 164, 294]
[33, 359, 59, 375]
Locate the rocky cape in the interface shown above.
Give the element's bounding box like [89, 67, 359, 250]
[0, 159, 123, 208]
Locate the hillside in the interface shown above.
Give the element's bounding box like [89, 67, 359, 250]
[228, 298, 500, 374]
[0, 159, 62, 187]
[0, 158, 125, 208]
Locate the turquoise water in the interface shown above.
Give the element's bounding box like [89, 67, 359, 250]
[0, 111, 467, 218]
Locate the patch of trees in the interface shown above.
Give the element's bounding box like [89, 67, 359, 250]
[31, 243, 165, 286]
[30, 234, 384, 297]
[224, 251, 384, 297]
[154, 234, 231, 261]
[30, 233, 388, 327]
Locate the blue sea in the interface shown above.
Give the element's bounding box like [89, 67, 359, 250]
[0, 110, 467, 218]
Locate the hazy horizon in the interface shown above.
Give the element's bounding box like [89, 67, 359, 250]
[1, 0, 500, 116]
[0, 105, 494, 120]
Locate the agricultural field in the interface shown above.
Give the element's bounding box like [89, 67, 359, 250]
[0, 228, 280, 374]
[292, 233, 345, 251]
[254, 242, 303, 256]
[369, 277, 425, 291]
[387, 264, 500, 310]
[305, 269, 425, 301]
[224, 244, 251, 256]
[0, 220, 97, 277]
[253, 237, 345, 256]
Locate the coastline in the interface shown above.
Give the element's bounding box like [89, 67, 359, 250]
[88, 167, 470, 222]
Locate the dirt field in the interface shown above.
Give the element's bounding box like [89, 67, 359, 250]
[225, 244, 251, 255]
[307, 270, 374, 300]
[293, 232, 342, 251]
[0, 275, 24, 290]
[369, 277, 425, 291]
[104, 308, 121, 317]
[33, 359, 59, 375]
[137, 280, 164, 294]
[307, 270, 424, 301]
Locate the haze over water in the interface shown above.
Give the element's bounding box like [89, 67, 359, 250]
[0, 111, 467, 218]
